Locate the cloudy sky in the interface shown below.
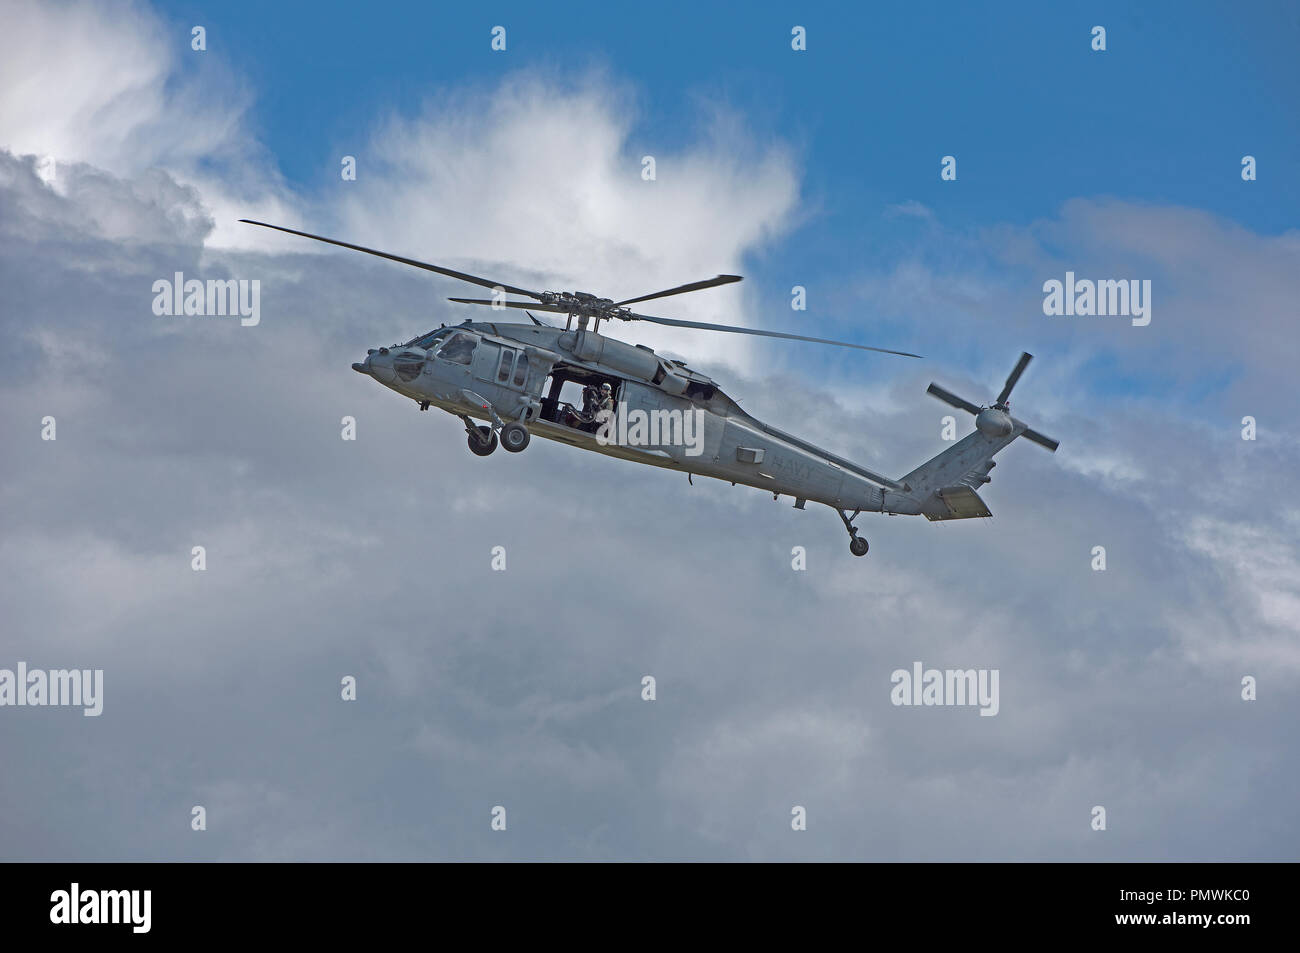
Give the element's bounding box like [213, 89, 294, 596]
[1, 0, 1297, 861]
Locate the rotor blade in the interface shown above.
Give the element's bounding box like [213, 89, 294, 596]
[622, 312, 921, 357]
[996, 352, 1033, 405]
[926, 383, 982, 415]
[239, 220, 545, 299]
[1021, 427, 1059, 452]
[448, 298, 570, 314]
[615, 275, 743, 307]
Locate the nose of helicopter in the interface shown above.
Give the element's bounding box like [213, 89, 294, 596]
[354, 349, 396, 383]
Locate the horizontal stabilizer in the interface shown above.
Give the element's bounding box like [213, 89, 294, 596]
[924, 485, 992, 521]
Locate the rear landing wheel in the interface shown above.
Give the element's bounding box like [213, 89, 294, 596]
[468, 426, 498, 456]
[849, 536, 869, 557]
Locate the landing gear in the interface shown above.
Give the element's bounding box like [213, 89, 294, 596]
[838, 508, 869, 557]
[460, 405, 526, 457]
[500, 421, 531, 453]
[467, 425, 497, 456]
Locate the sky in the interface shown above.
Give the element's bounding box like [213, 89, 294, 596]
[0, 0, 1297, 861]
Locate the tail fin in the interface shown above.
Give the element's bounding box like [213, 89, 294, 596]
[900, 353, 1058, 521]
[901, 429, 1017, 520]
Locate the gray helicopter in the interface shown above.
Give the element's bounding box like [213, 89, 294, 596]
[242, 220, 1058, 557]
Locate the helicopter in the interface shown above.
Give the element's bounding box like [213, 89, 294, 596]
[241, 219, 1059, 557]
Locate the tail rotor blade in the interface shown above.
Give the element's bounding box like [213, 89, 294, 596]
[1022, 427, 1059, 452]
[926, 383, 982, 415]
[996, 352, 1033, 405]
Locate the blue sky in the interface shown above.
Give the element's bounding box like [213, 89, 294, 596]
[146, 0, 1299, 379]
[177, 0, 1296, 232]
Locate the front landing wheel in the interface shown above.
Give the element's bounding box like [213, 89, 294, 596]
[849, 536, 869, 557]
[468, 426, 498, 456]
[500, 422, 531, 453]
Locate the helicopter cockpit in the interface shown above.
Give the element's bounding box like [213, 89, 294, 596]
[395, 327, 480, 363]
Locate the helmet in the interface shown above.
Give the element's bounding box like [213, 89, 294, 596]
[600, 382, 612, 393]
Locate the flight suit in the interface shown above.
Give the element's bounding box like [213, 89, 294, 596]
[595, 392, 615, 435]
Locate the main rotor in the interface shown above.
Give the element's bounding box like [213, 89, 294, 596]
[239, 219, 921, 358]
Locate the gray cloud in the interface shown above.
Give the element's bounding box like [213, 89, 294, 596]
[1, 149, 1297, 861]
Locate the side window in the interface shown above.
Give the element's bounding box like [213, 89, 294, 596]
[497, 348, 516, 383]
[394, 351, 425, 382]
[513, 352, 529, 387]
[435, 332, 477, 365]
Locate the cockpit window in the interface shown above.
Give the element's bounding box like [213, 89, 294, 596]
[405, 328, 451, 350]
[435, 331, 477, 365]
[399, 328, 453, 349]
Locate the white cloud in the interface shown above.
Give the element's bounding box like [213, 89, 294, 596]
[329, 72, 801, 369]
[1176, 515, 1300, 671]
[1, 4, 803, 363]
[0, 0, 294, 248]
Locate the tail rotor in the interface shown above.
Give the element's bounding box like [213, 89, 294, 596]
[927, 352, 1059, 452]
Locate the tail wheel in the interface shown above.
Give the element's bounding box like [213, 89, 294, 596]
[500, 422, 531, 453]
[849, 536, 869, 557]
[468, 426, 498, 456]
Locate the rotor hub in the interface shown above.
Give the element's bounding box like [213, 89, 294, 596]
[539, 291, 627, 319]
[975, 407, 1014, 438]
